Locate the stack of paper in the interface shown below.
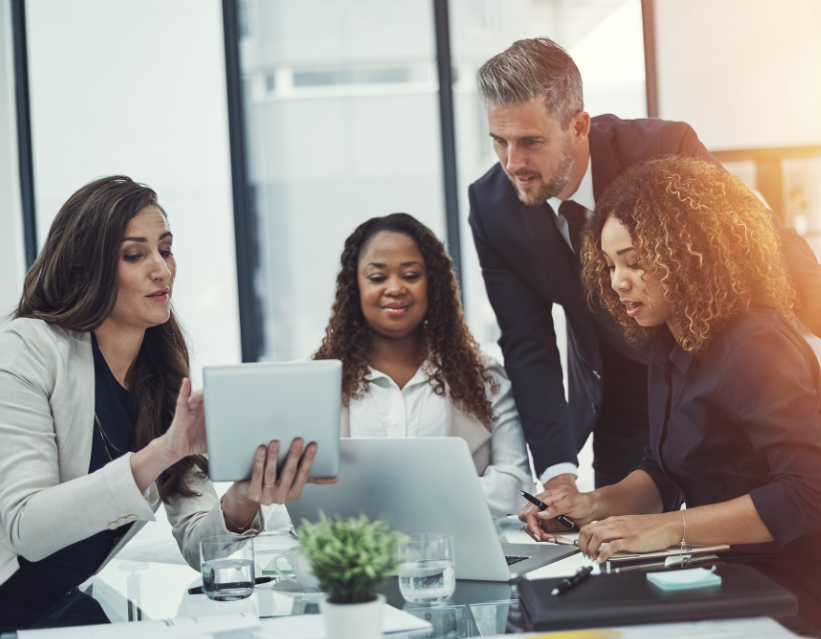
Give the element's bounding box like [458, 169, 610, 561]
[17, 605, 431, 639]
[18, 612, 260, 639]
[476, 617, 800, 638]
[254, 605, 432, 638]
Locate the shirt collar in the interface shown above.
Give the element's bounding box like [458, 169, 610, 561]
[546, 155, 594, 216]
[366, 360, 432, 387]
[640, 326, 693, 375]
[571, 155, 595, 211]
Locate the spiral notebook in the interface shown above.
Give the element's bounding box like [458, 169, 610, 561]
[550, 532, 729, 564]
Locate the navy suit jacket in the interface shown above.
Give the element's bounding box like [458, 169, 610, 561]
[468, 114, 821, 476]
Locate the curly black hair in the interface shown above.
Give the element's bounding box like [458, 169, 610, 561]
[313, 213, 498, 426]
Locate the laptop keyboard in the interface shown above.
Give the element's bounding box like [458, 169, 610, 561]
[505, 555, 530, 566]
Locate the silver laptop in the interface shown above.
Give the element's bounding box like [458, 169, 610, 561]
[203, 360, 342, 482]
[286, 438, 578, 581]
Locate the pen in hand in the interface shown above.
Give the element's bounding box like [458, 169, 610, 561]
[518, 489, 581, 532]
[552, 565, 593, 595]
[188, 576, 276, 595]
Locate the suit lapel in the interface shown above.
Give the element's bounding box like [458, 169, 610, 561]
[521, 203, 590, 324]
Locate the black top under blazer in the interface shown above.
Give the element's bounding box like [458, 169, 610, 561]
[468, 114, 821, 476]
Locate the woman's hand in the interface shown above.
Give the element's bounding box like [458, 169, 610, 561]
[160, 378, 207, 463]
[220, 438, 338, 533]
[131, 378, 206, 493]
[577, 512, 681, 562]
[524, 489, 598, 542]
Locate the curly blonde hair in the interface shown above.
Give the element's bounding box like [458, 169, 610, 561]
[581, 156, 797, 354]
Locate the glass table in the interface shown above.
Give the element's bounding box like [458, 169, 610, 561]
[0, 520, 589, 637]
[3, 522, 817, 638]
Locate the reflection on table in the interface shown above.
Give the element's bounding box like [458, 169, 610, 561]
[14, 520, 582, 637]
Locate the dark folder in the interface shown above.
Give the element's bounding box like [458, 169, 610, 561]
[518, 564, 797, 631]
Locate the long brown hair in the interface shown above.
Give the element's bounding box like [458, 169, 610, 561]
[16, 175, 207, 502]
[313, 213, 498, 427]
[581, 156, 796, 354]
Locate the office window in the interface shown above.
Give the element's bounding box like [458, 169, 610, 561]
[25, 0, 241, 382]
[0, 0, 26, 320]
[239, 0, 446, 361]
[450, 0, 648, 363]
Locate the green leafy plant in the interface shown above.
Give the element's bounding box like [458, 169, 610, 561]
[297, 513, 408, 604]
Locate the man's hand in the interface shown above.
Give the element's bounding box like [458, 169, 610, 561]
[527, 489, 600, 540]
[518, 473, 579, 542]
[518, 473, 578, 522]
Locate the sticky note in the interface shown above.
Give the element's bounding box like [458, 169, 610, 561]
[647, 566, 722, 591]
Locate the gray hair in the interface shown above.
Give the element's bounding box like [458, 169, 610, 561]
[477, 37, 584, 127]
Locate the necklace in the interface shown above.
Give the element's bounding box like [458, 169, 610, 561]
[94, 411, 123, 461]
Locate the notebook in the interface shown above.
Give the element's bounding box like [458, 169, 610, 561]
[518, 563, 797, 631]
[550, 532, 729, 564]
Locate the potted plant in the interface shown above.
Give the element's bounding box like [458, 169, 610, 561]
[297, 513, 407, 639]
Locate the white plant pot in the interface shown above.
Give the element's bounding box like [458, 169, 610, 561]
[319, 592, 385, 639]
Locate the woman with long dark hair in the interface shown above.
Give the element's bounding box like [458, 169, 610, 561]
[314, 213, 531, 517]
[524, 157, 821, 629]
[0, 176, 330, 630]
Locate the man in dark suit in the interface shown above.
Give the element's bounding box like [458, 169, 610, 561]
[468, 37, 821, 536]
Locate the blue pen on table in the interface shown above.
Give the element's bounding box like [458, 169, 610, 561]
[518, 489, 580, 532]
[551, 565, 593, 595]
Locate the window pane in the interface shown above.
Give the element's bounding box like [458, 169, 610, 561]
[0, 0, 26, 320]
[25, 0, 241, 381]
[239, 0, 446, 361]
[450, 0, 647, 363]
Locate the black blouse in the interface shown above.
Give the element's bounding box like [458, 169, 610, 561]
[0, 334, 137, 629]
[637, 309, 821, 624]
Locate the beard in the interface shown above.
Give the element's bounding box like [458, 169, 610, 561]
[507, 136, 576, 206]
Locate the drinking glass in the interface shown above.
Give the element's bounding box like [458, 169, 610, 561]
[200, 535, 255, 601]
[397, 533, 455, 604]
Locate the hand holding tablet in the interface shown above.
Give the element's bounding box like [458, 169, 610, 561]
[203, 360, 343, 482]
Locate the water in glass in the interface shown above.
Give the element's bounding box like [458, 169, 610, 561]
[399, 558, 456, 603]
[202, 558, 255, 601]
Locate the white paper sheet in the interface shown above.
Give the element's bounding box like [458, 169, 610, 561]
[478, 617, 800, 639]
[115, 538, 188, 566]
[254, 605, 432, 638]
[18, 612, 260, 639]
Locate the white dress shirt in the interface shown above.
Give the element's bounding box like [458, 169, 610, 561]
[547, 155, 595, 253]
[349, 355, 533, 518]
[539, 156, 595, 486]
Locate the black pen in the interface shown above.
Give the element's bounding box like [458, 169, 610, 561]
[552, 565, 593, 595]
[519, 489, 580, 532]
[188, 576, 275, 595]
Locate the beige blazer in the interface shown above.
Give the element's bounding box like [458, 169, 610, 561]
[340, 392, 492, 475]
[0, 318, 259, 586]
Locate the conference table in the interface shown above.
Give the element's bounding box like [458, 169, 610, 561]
[3, 515, 814, 638]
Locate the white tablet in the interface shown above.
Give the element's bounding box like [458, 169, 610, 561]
[203, 360, 342, 482]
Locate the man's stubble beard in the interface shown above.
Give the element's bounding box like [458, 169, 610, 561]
[508, 136, 576, 206]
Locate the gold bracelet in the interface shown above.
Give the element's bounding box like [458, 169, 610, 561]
[220, 494, 257, 532]
[679, 512, 690, 565]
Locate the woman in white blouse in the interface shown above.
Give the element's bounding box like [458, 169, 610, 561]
[314, 213, 533, 517]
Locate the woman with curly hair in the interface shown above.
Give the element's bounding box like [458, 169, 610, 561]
[314, 213, 532, 517]
[523, 156, 821, 627]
